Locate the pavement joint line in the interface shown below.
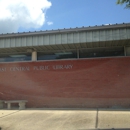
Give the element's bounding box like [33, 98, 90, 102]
[95, 108, 98, 129]
[0, 110, 21, 119]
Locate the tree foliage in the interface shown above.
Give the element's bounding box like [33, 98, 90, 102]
[117, 0, 130, 8]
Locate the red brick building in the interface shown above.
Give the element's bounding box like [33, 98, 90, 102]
[0, 23, 130, 108]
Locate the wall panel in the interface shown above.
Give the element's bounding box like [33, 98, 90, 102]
[10, 38, 15, 47]
[26, 37, 32, 46]
[0, 57, 130, 108]
[5, 38, 10, 48]
[0, 39, 5, 48]
[0, 27, 129, 49]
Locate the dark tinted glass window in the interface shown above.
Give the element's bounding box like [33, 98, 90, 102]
[38, 51, 77, 60]
[79, 47, 124, 58]
[0, 53, 31, 62]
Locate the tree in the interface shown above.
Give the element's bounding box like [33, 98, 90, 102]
[117, 0, 130, 8]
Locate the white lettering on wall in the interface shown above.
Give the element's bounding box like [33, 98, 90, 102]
[10, 67, 30, 71]
[0, 64, 73, 72]
[0, 67, 6, 72]
[53, 65, 73, 70]
[33, 66, 49, 70]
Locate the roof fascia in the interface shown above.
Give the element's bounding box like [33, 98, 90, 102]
[0, 23, 130, 38]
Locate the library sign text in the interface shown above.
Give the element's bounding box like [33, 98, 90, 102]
[0, 64, 73, 72]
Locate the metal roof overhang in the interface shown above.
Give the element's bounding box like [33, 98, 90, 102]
[0, 23, 130, 54]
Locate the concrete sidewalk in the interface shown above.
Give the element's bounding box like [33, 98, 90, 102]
[0, 108, 130, 130]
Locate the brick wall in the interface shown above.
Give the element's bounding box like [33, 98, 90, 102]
[0, 57, 130, 108]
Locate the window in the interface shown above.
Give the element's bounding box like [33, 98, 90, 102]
[79, 47, 124, 58]
[0, 53, 31, 62]
[37, 51, 77, 60]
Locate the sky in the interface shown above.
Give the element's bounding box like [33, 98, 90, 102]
[0, 0, 129, 34]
